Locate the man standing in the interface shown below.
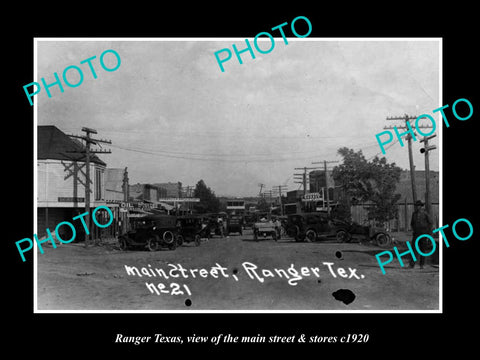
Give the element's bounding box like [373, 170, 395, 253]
[409, 200, 434, 269]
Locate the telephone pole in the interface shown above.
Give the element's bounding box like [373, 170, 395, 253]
[420, 134, 436, 217]
[122, 167, 129, 202]
[294, 166, 321, 196]
[258, 183, 265, 196]
[385, 114, 433, 204]
[312, 160, 339, 216]
[68, 127, 112, 247]
[272, 185, 288, 215]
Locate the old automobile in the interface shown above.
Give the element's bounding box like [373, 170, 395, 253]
[201, 213, 226, 237]
[346, 220, 392, 247]
[253, 219, 281, 241]
[175, 215, 208, 246]
[118, 214, 178, 251]
[285, 212, 351, 242]
[226, 215, 243, 235]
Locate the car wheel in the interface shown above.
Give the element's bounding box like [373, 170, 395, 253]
[169, 239, 177, 251]
[375, 233, 391, 247]
[176, 235, 184, 247]
[336, 230, 350, 243]
[147, 235, 160, 251]
[194, 234, 201, 246]
[305, 229, 316, 242]
[163, 231, 174, 245]
[119, 237, 128, 250]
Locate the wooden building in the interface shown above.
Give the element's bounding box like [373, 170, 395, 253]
[37, 125, 109, 240]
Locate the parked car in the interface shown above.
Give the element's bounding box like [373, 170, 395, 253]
[175, 215, 208, 246]
[346, 221, 392, 247]
[226, 215, 243, 235]
[118, 214, 178, 251]
[204, 213, 227, 237]
[253, 220, 280, 241]
[285, 212, 351, 242]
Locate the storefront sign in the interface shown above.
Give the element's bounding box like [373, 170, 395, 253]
[58, 197, 85, 202]
[157, 198, 200, 202]
[302, 193, 323, 201]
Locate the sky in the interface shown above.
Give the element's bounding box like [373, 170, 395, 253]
[36, 38, 440, 197]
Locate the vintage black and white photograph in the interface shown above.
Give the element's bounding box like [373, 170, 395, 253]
[34, 38, 441, 312]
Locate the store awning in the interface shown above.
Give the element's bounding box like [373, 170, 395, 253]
[159, 202, 175, 211]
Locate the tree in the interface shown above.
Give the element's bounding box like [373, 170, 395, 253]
[332, 147, 402, 223]
[193, 180, 220, 214]
[257, 196, 270, 213]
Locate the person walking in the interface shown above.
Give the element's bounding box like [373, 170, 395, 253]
[409, 200, 434, 269]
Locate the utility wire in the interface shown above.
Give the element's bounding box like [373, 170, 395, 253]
[109, 144, 337, 163]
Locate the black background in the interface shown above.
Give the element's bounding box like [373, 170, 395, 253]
[6, 4, 478, 356]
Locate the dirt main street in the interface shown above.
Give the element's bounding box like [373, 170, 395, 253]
[36, 230, 439, 311]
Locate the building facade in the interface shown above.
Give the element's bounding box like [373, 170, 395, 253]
[154, 182, 183, 198]
[105, 167, 129, 235]
[37, 125, 108, 240]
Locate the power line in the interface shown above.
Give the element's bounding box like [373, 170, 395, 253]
[111, 142, 344, 158]
[109, 144, 339, 163]
[93, 127, 377, 141]
[385, 114, 434, 204]
[67, 127, 112, 247]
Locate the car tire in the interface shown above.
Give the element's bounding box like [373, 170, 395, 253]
[119, 237, 128, 251]
[336, 230, 350, 243]
[147, 235, 160, 252]
[375, 233, 391, 247]
[305, 229, 316, 242]
[195, 234, 201, 246]
[176, 235, 184, 247]
[169, 239, 177, 251]
[163, 231, 174, 245]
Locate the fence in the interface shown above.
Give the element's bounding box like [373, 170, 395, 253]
[350, 202, 439, 232]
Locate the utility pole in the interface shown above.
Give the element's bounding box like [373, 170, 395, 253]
[420, 134, 437, 217]
[294, 166, 321, 196]
[385, 114, 433, 205]
[258, 183, 265, 196]
[272, 185, 288, 215]
[68, 127, 112, 247]
[122, 167, 129, 234]
[122, 167, 129, 202]
[312, 160, 339, 216]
